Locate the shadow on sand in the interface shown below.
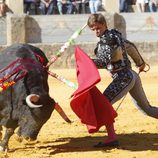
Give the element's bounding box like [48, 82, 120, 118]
[13, 132, 158, 155]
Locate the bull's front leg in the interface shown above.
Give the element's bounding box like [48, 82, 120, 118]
[0, 128, 14, 152]
[0, 126, 3, 140]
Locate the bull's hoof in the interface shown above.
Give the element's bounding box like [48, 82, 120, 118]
[0, 132, 2, 140]
[15, 135, 23, 143]
[0, 146, 4, 152]
[0, 145, 8, 152]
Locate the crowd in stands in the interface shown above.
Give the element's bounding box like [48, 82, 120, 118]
[0, 0, 158, 17]
[120, 0, 158, 12]
[23, 0, 103, 15]
[23, 0, 158, 15]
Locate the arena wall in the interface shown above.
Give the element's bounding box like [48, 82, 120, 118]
[0, 13, 158, 68]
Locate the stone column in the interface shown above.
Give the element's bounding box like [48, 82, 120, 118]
[103, 0, 120, 13]
[6, 14, 26, 45]
[102, 12, 126, 38]
[6, 0, 24, 15]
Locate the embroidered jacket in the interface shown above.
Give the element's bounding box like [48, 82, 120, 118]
[92, 29, 144, 73]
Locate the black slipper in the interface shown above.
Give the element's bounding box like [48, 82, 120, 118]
[93, 140, 119, 148]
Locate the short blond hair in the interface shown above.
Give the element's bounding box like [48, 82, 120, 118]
[87, 13, 107, 27]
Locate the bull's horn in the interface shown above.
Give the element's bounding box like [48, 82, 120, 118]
[55, 103, 72, 123]
[26, 94, 43, 108]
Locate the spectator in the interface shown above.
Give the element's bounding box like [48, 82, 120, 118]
[127, 0, 137, 12]
[72, 0, 89, 14]
[24, 0, 39, 15]
[0, 0, 7, 17]
[149, 0, 158, 12]
[40, 0, 57, 14]
[57, 0, 73, 14]
[81, 0, 90, 13]
[72, 0, 82, 14]
[136, 0, 149, 12]
[89, 0, 101, 13]
[119, 0, 130, 12]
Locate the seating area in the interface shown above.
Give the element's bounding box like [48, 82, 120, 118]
[1, 0, 158, 18]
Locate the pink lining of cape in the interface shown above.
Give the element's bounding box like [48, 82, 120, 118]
[70, 46, 117, 133]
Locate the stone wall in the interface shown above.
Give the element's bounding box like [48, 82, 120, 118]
[0, 13, 158, 68]
[6, 0, 23, 15]
[0, 42, 158, 69]
[1, 13, 158, 44]
[0, 18, 6, 45]
[0, 13, 126, 45]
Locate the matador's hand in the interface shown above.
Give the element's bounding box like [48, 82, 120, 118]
[138, 63, 150, 74]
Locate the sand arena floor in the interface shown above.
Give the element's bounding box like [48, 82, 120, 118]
[0, 65, 158, 158]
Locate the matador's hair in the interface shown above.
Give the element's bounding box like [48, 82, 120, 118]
[87, 13, 107, 27]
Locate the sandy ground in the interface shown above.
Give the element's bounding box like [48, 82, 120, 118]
[0, 64, 158, 158]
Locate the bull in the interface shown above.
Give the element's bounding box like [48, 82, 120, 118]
[0, 43, 70, 151]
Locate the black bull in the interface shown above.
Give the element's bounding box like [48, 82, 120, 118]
[0, 44, 69, 151]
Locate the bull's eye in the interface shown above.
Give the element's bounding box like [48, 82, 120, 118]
[23, 99, 27, 105]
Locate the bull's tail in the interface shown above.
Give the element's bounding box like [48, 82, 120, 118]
[55, 103, 72, 123]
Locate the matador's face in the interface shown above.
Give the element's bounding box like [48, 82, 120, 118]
[89, 22, 107, 37]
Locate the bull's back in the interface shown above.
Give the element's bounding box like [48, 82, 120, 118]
[0, 44, 48, 70]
